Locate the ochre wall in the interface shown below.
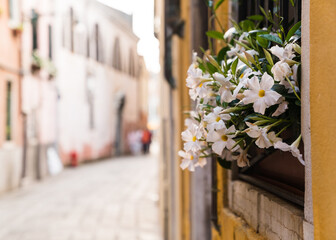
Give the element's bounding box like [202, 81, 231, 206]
[310, 1, 336, 239]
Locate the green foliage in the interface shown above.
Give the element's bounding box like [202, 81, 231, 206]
[285, 21, 301, 42]
[206, 30, 224, 39]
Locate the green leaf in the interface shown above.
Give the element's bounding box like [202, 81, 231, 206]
[233, 39, 251, 50]
[259, 6, 274, 24]
[217, 46, 230, 62]
[285, 21, 301, 42]
[256, 35, 269, 48]
[248, 29, 268, 35]
[214, 0, 225, 10]
[239, 20, 255, 32]
[247, 14, 264, 21]
[217, 157, 232, 169]
[231, 58, 238, 75]
[290, 0, 295, 6]
[259, 34, 283, 45]
[206, 30, 224, 39]
[231, 19, 241, 32]
[263, 48, 274, 66]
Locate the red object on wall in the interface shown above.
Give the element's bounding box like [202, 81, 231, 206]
[70, 151, 78, 167]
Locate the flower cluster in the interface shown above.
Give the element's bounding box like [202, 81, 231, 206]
[179, 18, 304, 171]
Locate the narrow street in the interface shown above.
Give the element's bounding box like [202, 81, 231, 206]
[0, 155, 162, 240]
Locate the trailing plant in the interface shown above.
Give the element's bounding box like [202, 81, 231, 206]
[179, 2, 303, 171]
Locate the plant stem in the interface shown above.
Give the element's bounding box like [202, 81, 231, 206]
[285, 76, 301, 101]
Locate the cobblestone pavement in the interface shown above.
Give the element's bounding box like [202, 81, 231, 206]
[0, 155, 162, 240]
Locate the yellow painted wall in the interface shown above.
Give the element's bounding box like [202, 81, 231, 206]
[179, 0, 192, 237]
[310, 1, 336, 239]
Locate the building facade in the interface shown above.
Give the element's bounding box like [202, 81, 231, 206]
[54, 0, 146, 163]
[0, 0, 148, 193]
[0, 0, 24, 194]
[157, 0, 336, 240]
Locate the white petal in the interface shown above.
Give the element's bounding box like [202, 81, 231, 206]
[213, 72, 226, 82]
[181, 129, 193, 142]
[269, 45, 285, 60]
[242, 90, 259, 104]
[260, 73, 274, 90]
[226, 125, 236, 134]
[272, 101, 288, 117]
[253, 98, 267, 114]
[274, 141, 291, 151]
[213, 107, 224, 115]
[226, 138, 236, 150]
[264, 90, 282, 106]
[180, 159, 191, 170]
[206, 130, 220, 142]
[247, 76, 260, 91]
[219, 113, 231, 121]
[221, 89, 234, 102]
[178, 150, 187, 158]
[246, 128, 261, 138]
[256, 133, 272, 148]
[212, 141, 226, 155]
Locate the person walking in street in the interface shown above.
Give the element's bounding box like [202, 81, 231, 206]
[141, 128, 152, 154]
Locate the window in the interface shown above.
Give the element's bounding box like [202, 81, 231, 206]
[232, 0, 304, 207]
[48, 24, 53, 59]
[70, 8, 74, 52]
[112, 38, 122, 71]
[8, 0, 20, 28]
[93, 24, 104, 63]
[6, 81, 12, 141]
[128, 50, 136, 77]
[31, 9, 38, 50]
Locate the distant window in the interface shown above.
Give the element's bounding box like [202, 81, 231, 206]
[6, 81, 12, 141]
[94, 24, 104, 63]
[128, 50, 136, 77]
[70, 8, 74, 52]
[8, 0, 20, 28]
[112, 38, 122, 71]
[31, 9, 38, 50]
[86, 36, 90, 58]
[48, 24, 53, 59]
[8, 0, 14, 19]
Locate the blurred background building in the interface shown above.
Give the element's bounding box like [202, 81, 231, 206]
[0, 0, 149, 194]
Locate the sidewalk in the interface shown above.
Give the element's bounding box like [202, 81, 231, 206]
[0, 155, 162, 240]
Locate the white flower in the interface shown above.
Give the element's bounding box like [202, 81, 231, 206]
[267, 131, 281, 144]
[221, 149, 235, 161]
[271, 60, 292, 82]
[227, 45, 243, 57]
[245, 49, 259, 56]
[207, 125, 236, 155]
[203, 106, 231, 131]
[188, 81, 211, 101]
[272, 97, 289, 117]
[242, 73, 282, 114]
[186, 65, 203, 89]
[245, 122, 272, 149]
[213, 73, 235, 102]
[181, 123, 203, 152]
[224, 27, 236, 42]
[236, 148, 250, 167]
[178, 150, 198, 171]
[269, 44, 295, 62]
[285, 64, 300, 93]
[233, 69, 261, 97]
[274, 135, 304, 165]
